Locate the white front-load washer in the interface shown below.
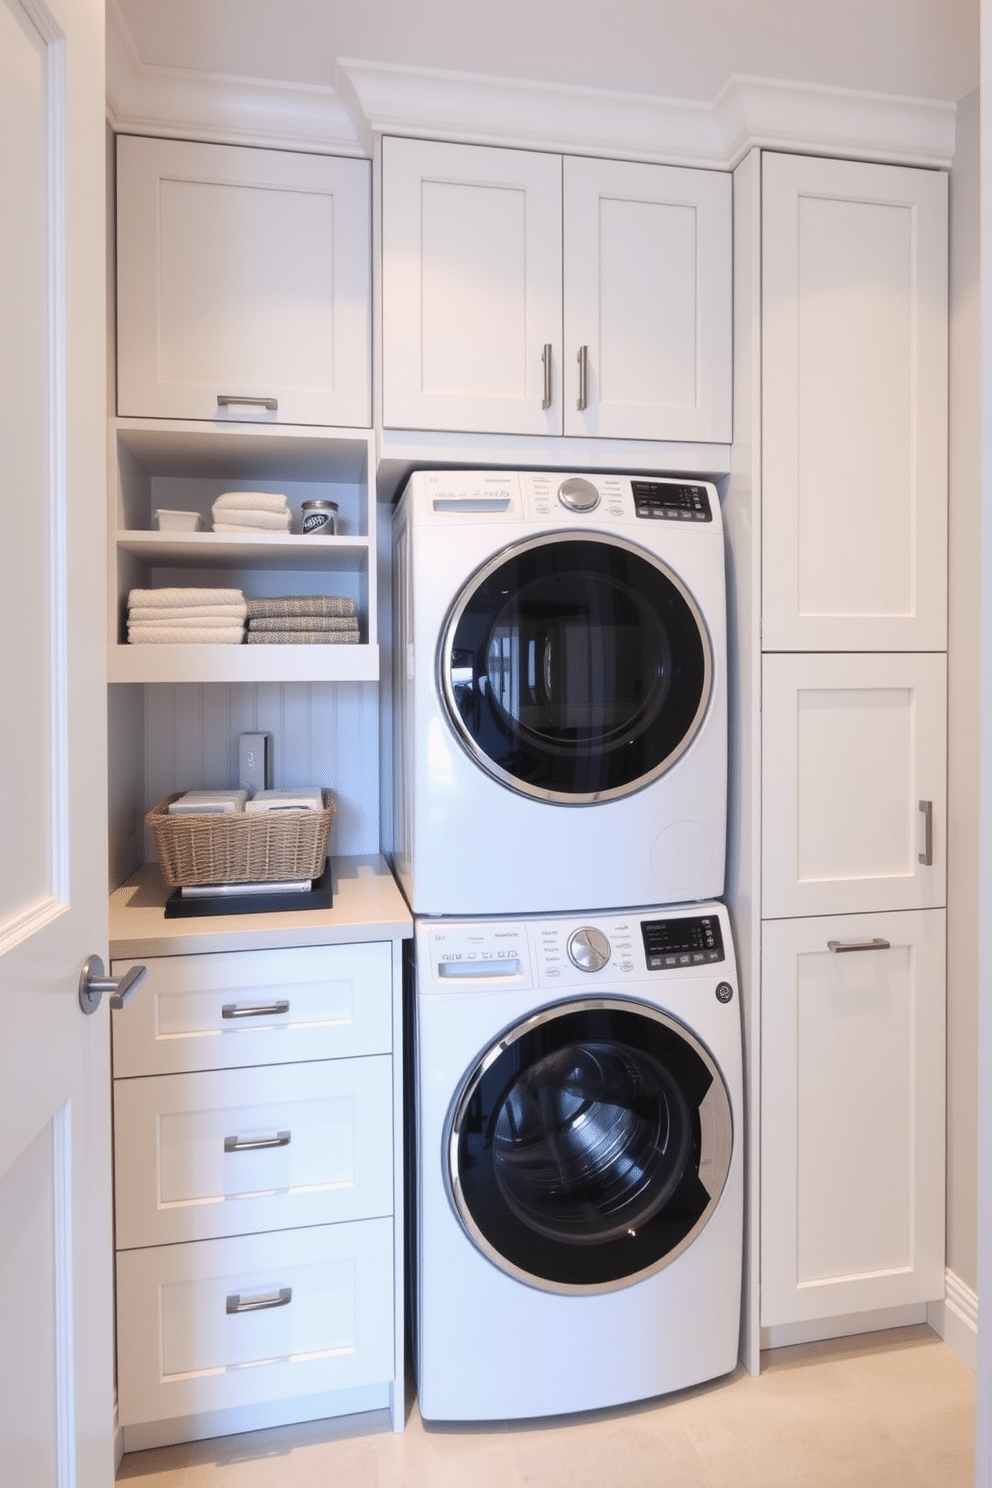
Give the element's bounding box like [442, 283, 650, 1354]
[411, 900, 743, 1422]
[392, 469, 727, 916]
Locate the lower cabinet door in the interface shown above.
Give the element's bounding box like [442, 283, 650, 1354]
[116, 1218, 394, 1429]
[760, 908, 945, 1328]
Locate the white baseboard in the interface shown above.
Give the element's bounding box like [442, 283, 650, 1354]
[928, 1268, 979, 1371]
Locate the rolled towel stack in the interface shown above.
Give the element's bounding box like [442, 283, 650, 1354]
[127, 587, 247, 644]
[212, 491, 291, 534]
[246, 595, 360, 645]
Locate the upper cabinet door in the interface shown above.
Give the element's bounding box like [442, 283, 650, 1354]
[381, 137, 562, 436]
[761, 153, 948, 652]
[562, 157, 732, 442]
[116, 137, 371, 427]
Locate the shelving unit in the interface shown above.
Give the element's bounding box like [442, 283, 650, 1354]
[109, 418, 380, 684]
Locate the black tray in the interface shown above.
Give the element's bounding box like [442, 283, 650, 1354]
[164, 858, 332, 918]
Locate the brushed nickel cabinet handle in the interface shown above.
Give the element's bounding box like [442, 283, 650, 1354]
[217, 395, 278, 411]
[224, 1130, 291, 1153]
[919, 799, 934, 866]
[226, 1287, 292, 1315]
[221, 1000, 290, 1020]
[576, 344, 588, 411]
[827, 938, 891, 954]
[541, 343, 553, 409]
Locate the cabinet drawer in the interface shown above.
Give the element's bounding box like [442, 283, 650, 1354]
[116, 1218, 394, 1429]
[114, 1056, 393, 1248]
[112, 943, 393, 1076]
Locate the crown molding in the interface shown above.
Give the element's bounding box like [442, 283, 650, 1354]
[106, 1, 957, 169]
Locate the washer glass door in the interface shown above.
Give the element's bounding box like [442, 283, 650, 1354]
[441, 535, 712, 803]
[448, 998, 733, 1293]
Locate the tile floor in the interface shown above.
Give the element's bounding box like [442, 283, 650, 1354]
[116, 1325, 975, 1488]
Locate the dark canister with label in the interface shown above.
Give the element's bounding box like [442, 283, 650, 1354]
[301, 500, 338, 535]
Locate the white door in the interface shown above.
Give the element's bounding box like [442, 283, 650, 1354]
[381, 136, 562, 435]
[761, 651, 947, 919]
[761, 151, 948, 652]
[760, 908, 945, 1329]
[0, 2, 113, 1485]
[562, 156, 732, 442]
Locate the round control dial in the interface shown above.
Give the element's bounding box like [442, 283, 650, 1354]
[557, 477, 600, 513]
[567, 926, 611, 972]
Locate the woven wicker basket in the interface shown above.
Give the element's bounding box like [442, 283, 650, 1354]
[147, 791, 335, 887]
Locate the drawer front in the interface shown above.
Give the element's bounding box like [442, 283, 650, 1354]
[112, 942, 393, 1077]
[116, 1218, 394, 1428]
[115, 1056, 393, 1248]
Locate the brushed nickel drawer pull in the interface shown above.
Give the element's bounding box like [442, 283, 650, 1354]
[224, 1130, 291, 1153]
[226, 1287, 292, 1315]
[827, 938, 891, 954]
[221, 1000, 290, 1020]
[919, 799, 934, 866]
[216, 394, 278, 410]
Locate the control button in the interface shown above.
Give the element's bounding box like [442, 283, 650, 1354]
[567, 926, 611, 972]
[715, 982, 734, 1004]
[558, 477, 601, 513]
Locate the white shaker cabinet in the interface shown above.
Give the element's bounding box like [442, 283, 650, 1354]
[761, 652, 947, 920]
[381, 136, 731, 443]
[117, 137, 371, 428]
[761, 152, 947, 653]
[109, 911, 408, 1452]
[760, 910, 946, 1328]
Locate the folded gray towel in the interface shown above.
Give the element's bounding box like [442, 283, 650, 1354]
[246, 595, 356, 620]
[248, 615, 359, 633]
[246, 628, 360, 644]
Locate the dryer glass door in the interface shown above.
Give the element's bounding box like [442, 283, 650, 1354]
[448, 998, 733, 1294]
[440, 535, 712, 803]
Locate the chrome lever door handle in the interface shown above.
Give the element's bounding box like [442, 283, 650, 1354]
[78, 955, 147, 1016]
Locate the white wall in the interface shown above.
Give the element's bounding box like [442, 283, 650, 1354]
[948, 85, 981, 1296]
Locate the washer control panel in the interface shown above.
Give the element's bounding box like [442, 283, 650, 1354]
[422, 907, 729, 989]
[641, 913, 725, 969]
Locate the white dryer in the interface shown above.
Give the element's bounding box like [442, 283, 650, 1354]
[392, 469, 727, 916]
[410, 901, 743, 1422]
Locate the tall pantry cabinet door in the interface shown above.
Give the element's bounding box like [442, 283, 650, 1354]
[381, 137, 562, 435]
[761, 152, 947, 651]
[116, 137, 371, 426]
[760, 909, 945, 1329]
[562, 157, 732, 442]
[761, 652, 947, 919]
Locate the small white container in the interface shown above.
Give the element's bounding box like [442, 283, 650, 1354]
[155, 510, 204, 532]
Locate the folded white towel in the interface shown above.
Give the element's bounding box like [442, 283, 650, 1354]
[168, 789, 249, 815]
[129, 603, 249, 622]
[212, 511, 293, 532]
[244, 789, 325, 814]
[128, 587, 246, 611]
[213, 491, 289, 514]
[128, 614, 247, 632]
[128, 625, 245, 644]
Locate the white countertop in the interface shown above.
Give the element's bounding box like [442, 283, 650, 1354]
[109, 855, 413, 960]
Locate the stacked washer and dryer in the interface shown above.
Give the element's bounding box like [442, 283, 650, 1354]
[392, 469, 743, 1422]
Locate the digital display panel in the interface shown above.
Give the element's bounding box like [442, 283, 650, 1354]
[640, 914, 724, 969]
[632, 480, 712, 522]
